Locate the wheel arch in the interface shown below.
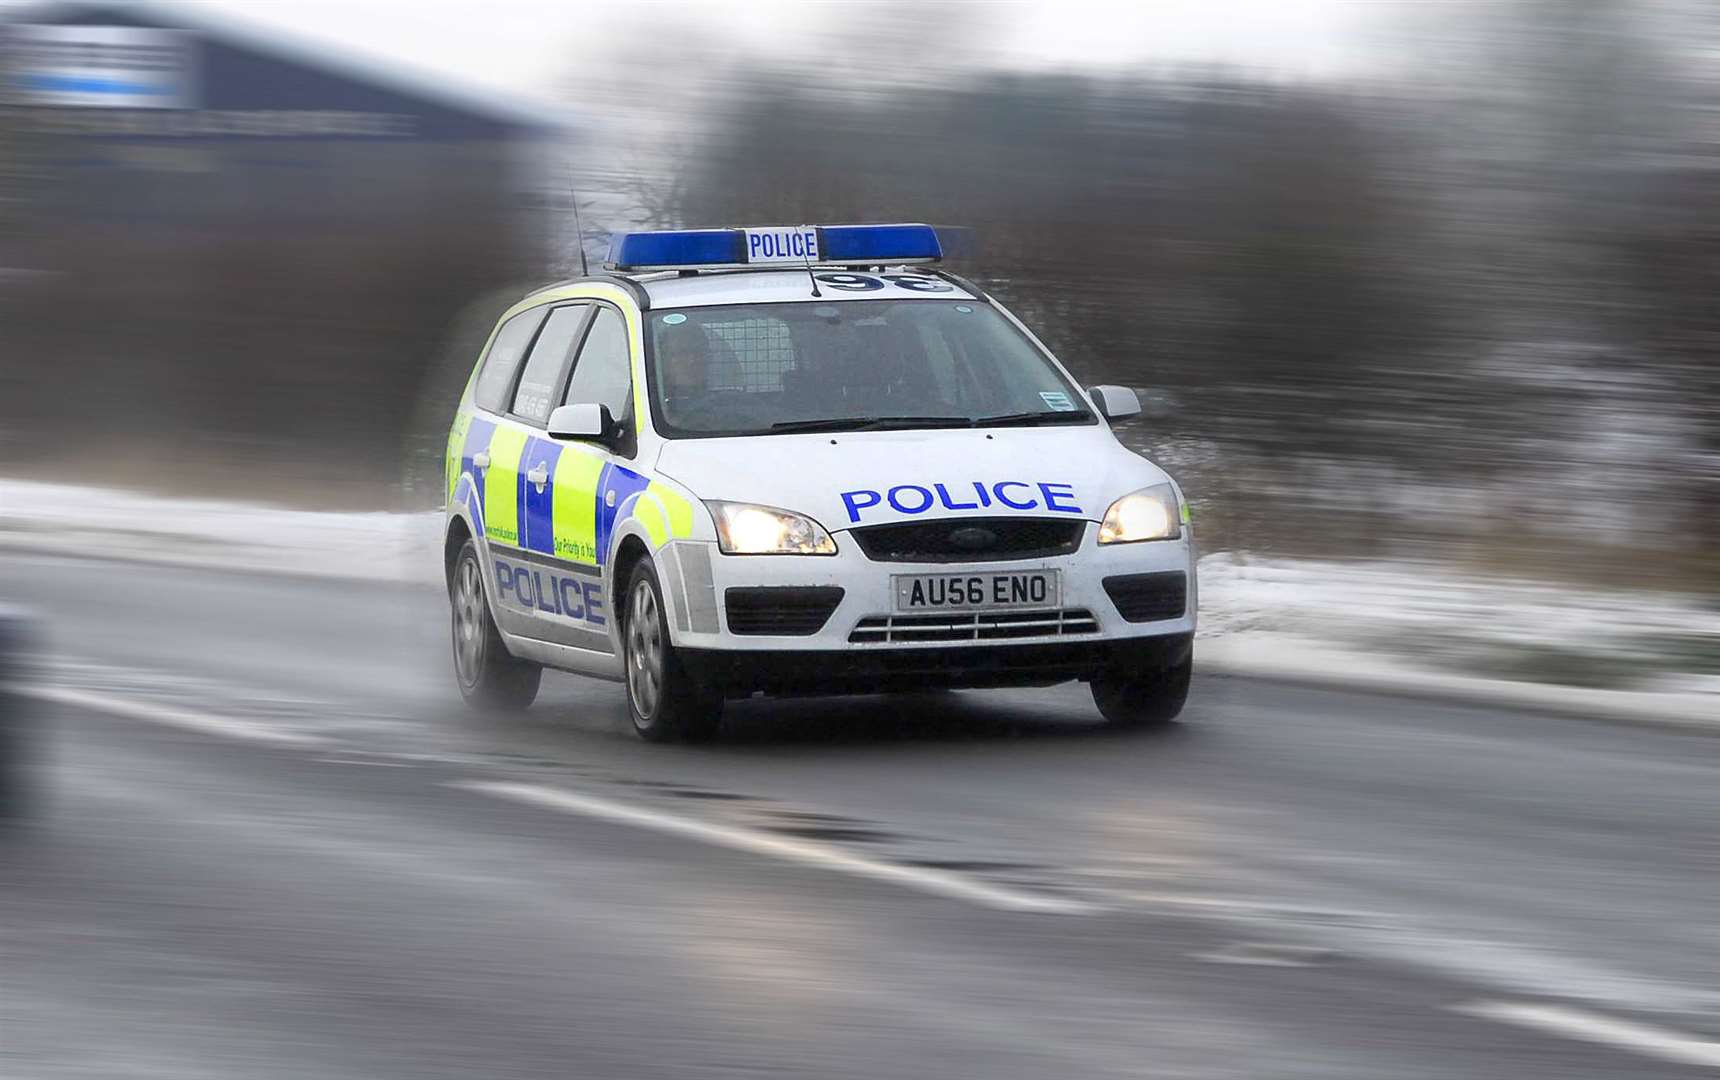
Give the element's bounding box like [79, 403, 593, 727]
[444, 514, 475, 590]
[608, 532, 653, 625]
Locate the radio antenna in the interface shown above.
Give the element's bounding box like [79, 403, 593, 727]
[568, 167, 591, 277]
[800, 225, 821, 298]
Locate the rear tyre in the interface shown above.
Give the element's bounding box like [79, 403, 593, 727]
[1090, 652, 1191, 730]
[624, 558, 722, 743]
[450, 539, 541, 711]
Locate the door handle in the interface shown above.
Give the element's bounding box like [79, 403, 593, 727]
[473, 451, 490, 471]
[527, 462, 549, 492]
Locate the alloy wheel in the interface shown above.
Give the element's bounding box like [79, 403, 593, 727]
[626, 578, 664, 720]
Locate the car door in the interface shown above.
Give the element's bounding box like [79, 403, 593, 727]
[454, 305, 547, 538]
[543, 303, 644, 648]
[483, 302, 591, 643]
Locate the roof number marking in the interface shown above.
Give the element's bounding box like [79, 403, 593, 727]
[812, 273, 954, 294]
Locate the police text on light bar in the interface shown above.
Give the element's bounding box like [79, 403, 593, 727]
[605, 223, 943, 272]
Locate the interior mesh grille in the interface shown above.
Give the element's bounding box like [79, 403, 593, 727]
[850, 608, 1100, 644]
[704, 317, 796, 392]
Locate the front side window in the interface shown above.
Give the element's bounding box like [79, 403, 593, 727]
[510, 304, 589, 425]
[646, 300, 1093, 438]
[563, 306, 633, 427]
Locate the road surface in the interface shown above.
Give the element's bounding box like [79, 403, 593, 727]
[2, 551, 1717, 1077]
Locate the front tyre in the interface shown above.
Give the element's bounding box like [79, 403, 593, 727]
[1090, 652, 1191, 730]
[624, 558, 722, 743]
[450, 539, 541, 711]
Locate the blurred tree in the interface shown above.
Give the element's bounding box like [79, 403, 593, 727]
[655, 68, 1455, 539]
[1442, 0, 1717, 563]
[626, 3, 1716, 574]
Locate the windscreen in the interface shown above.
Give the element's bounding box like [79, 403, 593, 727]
[646, 300, 1095, 437]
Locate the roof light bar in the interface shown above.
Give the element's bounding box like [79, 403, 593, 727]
[822, 224, 941, 263]
[607, 228, 743, 271]
[604, 223, 944, 272]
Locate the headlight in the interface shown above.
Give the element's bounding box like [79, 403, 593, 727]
[1098, 483, 1182, 544]
[706, 501, 838, 555]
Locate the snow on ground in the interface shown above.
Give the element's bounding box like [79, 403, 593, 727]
[1198, 552, 1719, 686]
[1196, 553, 1719, 725]
[2, 478, 1714, 719]
[0, 478, 443, 585]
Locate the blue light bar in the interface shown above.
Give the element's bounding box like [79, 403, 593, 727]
[606, 229, 744, 271]
[820, 224, 942, 263]
[604, 223, 944, 271]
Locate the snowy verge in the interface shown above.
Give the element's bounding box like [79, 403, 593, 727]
[1199, 633, 1717, 732]
[0, 478, 443, 586]
[2, 478, 1713, 729]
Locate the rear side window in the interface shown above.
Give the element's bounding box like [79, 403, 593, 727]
[563, 306, 633, 425]
[472, 309, 546, 413]
[511, 304, 589, 425]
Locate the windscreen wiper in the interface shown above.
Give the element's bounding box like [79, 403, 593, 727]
[766, 417, 887, 434]
[971, 410, 1092, 428]
[767, 415, 974, 434]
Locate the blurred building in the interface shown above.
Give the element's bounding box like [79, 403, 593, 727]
[3, 0, 562, 254]
[0, 1, 570, 501]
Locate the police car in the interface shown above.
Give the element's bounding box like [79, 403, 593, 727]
[444, 224, 1195, 741]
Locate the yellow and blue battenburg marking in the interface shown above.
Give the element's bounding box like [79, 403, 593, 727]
[454, 412, 691, 568]
[550, 448, 603, 563]
[456, 415, 497, 536]
[445, 412, 472, 503]
[518, 436, 562, 556]
[482, 426, 529, 547]
[593, 463, 653, 563]
[632, 481, 697, 548]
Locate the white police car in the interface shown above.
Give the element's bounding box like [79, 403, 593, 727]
[444, 224, 1194, 741]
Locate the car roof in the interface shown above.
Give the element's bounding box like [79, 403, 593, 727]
[635, 269, 980, 309]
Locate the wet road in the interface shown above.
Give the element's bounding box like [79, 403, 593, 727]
[3, 552, 1717, 1077]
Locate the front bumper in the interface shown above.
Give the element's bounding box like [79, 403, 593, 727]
[680, 633, 1193, 697]
[656, 520, 1196, 673]
[677, 632, 1190, 691]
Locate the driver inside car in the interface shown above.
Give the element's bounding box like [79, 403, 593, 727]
[658, 320, 717, 427]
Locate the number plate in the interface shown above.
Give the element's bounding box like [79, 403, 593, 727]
[893, 571, 1060, 613]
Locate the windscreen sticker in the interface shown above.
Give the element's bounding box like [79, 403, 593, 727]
[1039, 390, 1078, 412]
[662, 313, 687, 325]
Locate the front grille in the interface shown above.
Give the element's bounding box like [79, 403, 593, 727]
[1103, 572, 1188, 623]
[849, 608, 1100, 644]
[850, 517, 1085, 563]
[725, 586, 844, 636]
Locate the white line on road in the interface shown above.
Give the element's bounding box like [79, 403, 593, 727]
[29, 676, 1719, 1034]
[18, 684, 323, 747]
[1454, 999, 1720, 1069]
[452, 780, 1098, 916]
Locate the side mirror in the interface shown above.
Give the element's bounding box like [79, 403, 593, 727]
[1087, 385, 1142, 422]
[547, 402, 615, 443]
